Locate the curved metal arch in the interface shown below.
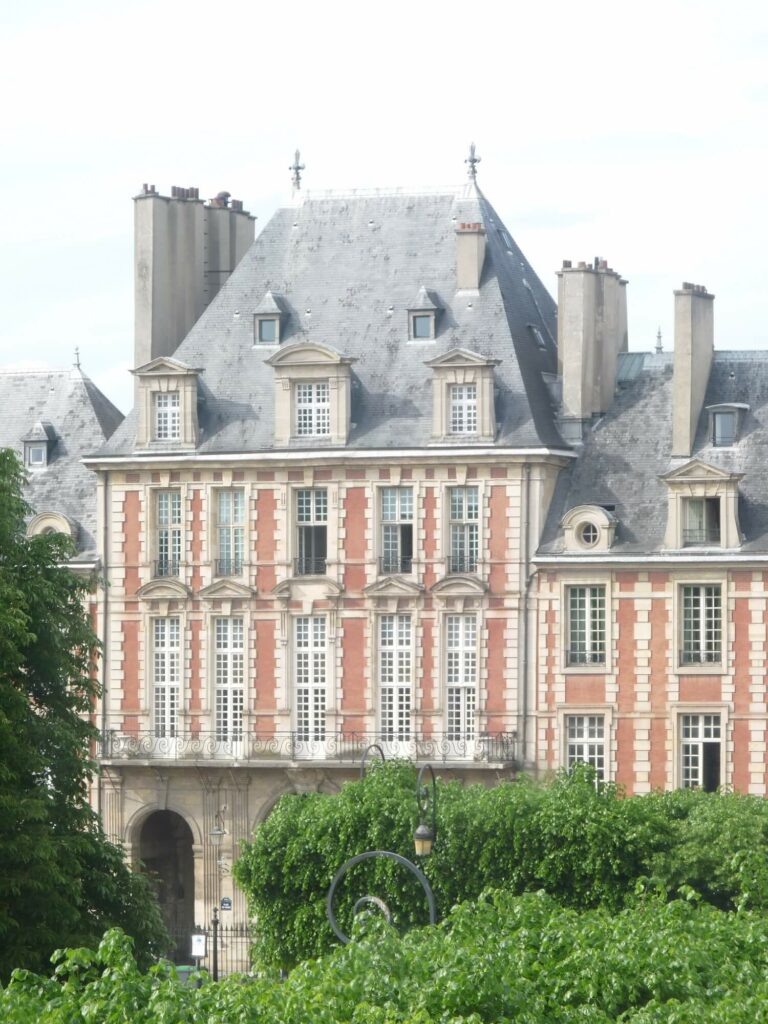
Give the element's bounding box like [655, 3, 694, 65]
[359, 742, 387, 779]
[326, 849, 436, 944]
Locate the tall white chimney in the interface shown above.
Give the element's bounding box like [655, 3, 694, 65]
[671, 282, 714, 458]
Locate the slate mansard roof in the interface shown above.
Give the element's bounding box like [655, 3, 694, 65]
[539, 351, 768, 557]
[0, 368, 124, 560]
[101, 184, 567, 456]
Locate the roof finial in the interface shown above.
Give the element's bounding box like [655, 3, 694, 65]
[465, 142, 481, 181]
[74, 346, 81, 369]
[290, 149, 305, 190]
[655, 327, 663, 354]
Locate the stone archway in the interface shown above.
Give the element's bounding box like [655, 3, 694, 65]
[139, 810, 195, 962]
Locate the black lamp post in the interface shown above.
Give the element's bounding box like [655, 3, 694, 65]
[414, 763, 437, 857]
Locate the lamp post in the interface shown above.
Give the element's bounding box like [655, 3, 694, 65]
[208, 815, 226, 980]
[211, 906, 219, 982]
[325, 762, 439, 943]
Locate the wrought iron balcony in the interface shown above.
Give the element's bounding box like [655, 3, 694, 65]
[99, 729, 519, 766]
[447, 554, 478, 574]
[294, 556, 327, 576]
[379, 555, 413, 574]
[215, 558, 243, 576]
[565, 650, 606, 667]
[679, 648, 721, 665]
[154, 559, 180, 578]
[683, 528, 721, 546]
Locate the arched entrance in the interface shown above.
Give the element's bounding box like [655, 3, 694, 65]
[139, 810, 195, 962]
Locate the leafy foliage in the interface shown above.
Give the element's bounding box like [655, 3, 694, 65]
[0, 449, 168, 980]
[5, 892, 768, 1022]
[235, 761, 768, 968]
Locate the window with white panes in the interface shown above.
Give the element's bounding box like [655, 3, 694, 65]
[296, 488, 327, 575]
[448, 486, 479, 573]
[295, 382, 330, 437]
[153, 617, 180, 738]
[215, 489, 245, 575]
[445, 614, 477, 742]
[155, 490, 182, 577]
[295, 616, 327, 742]
[566, 714, 606, 781]
[379, 614, 412, 741]
[214, 617, 244, 742]
[380, 487, 413, 574]
[566, 586, 606, 666]
[682, 497, 721, 546]
[154, 392, 180, 441]
[680, 713, 722, 791]
[449, 384, 477, 434]
[680, 585, 722, 665]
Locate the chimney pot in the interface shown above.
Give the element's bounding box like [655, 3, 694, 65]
[562, 259, 572, 269]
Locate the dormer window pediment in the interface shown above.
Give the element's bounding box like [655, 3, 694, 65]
[661, 459, 743, 549]
[22, 420, 57, 468]
[266, 341, 356, 446]
[425, 348, 500, 443]
[132, 358, 201, 450]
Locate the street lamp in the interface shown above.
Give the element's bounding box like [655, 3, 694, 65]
[413, 764, 437, 857]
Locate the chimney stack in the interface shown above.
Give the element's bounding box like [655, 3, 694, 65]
[455, 221, 486, 290]
[671, 282, 714, 457]
[557, 258, 627, 442]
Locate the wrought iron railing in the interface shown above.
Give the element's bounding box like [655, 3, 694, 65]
[683, 528, 721, 546]
[379, 555, 413, 574]
[99, 729, 518, 765]
[447, 554, 478, 574]
[679, 648, 721, 665]
[215, 558, 243, 576]
[154, 559, 181, 578]
[167, 922, 251, 976]
[294, 556, 327, 576]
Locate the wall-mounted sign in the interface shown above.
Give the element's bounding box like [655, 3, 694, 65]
[220, 897, 232, 911]
[191, 933, 207, 958]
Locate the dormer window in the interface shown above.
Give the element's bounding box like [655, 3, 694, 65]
[266, 341, 356, 447]
[561, 506, 618, 552]
[683, 497, 720, 546]
[154, 391, 180, 440]
[21, 421, 57, 469]
[661, 460, 743, 550]
[408, 286, 441, 341]
[706, 403, 748, 447]
[253, 291, 288, 345]
[296, 382, 330, 437]
[425, 349, 500, 444]
[132, 357, 201, 450]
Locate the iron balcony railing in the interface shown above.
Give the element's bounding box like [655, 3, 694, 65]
[379, 555, 413, 574]
[154, 559, 181, 578]
[294, 556, 327, 576]
[683, 527, 721, 546]
[447, 554, 479, 574]
[99, 729, 519, 765]
[565, 650, 606, 667]
[215, 557, 243, 576]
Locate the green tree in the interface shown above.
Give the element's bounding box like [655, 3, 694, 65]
[0, 449, 168, 979]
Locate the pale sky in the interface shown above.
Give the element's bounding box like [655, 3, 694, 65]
[1, 0, 766, 414]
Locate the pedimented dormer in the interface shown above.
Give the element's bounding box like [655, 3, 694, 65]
[661, 459, 743, 549]
[132, 356, 201, 450]
[425, 348, 500, 443]
[266, 341, 356, 446]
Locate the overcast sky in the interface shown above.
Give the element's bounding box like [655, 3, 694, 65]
[1, 0, 766, 414]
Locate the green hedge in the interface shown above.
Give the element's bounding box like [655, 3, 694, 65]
[234, 763, 768, 968]
[5, 892, 768, 1022]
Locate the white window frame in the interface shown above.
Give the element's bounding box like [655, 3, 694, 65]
[676, 710, 725, 791]
[152, 616, 181, 740]
[682, 496, 721, 547]
[295, 487, 328, 575]
[26, 443, 47, 467]
[378, 613, 413, 745]
[215, 488, 245, 576]
[679, 583, 722, 667]
[155, 489, 182, 577]
[295, 381, 331, 437]
[565, 585, 607, 668]
[448, 485, 479, 574]
[565, 714, 606, 781]
[153, 391, 181, 441]
[213, 616, 245, 744]
[449, 383, 478, 435]
[294, 615, 328, 747]
[380, 486, 414, 574]
[445, 613, 477, 746]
